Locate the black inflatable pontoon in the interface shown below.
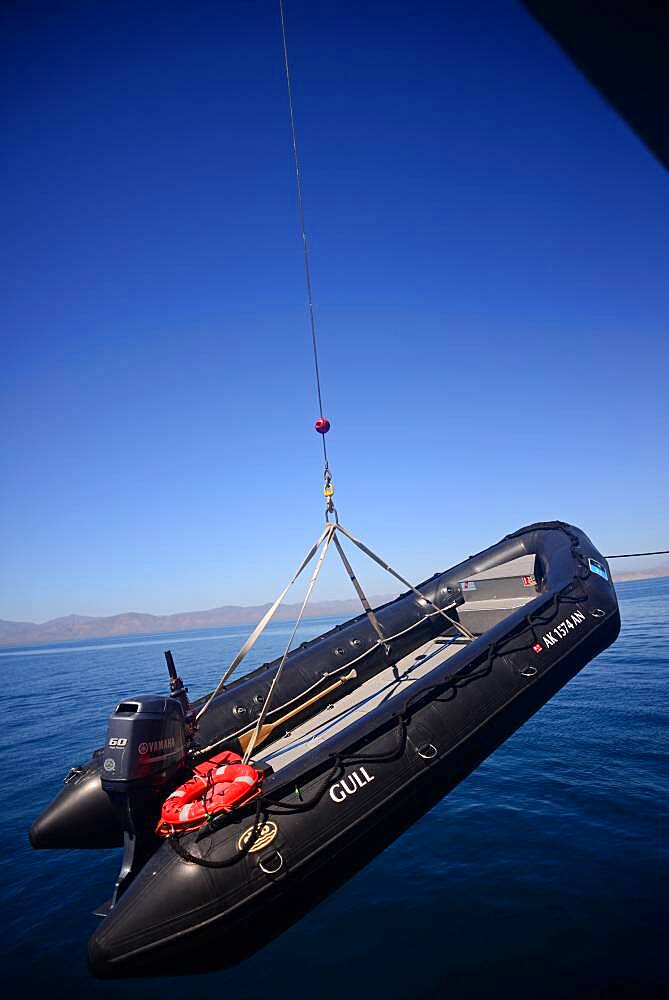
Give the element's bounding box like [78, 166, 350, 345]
[29, 521, 620, 978]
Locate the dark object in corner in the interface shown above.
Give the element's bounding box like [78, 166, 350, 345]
[522, 1, 669, 171]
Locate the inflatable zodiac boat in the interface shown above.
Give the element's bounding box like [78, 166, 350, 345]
[29, 521, 620, 977]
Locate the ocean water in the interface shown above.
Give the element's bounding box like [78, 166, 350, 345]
[1, 579, 667, 998]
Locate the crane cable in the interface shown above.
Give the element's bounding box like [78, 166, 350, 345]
[194, 4, 485, 740]
[195, 8, 668, 739]
[279, 0, 335, 519]
[605, 550, 669, 559]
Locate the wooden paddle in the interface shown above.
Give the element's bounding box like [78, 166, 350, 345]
[239, 668, 358, 754]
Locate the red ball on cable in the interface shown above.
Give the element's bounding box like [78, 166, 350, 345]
[314, 417, 330, 435]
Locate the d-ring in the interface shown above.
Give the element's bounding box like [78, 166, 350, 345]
[417, 743, 438, 760]
[259, 851, 284, 875]
[591, 608, 606, 618]
[521, 665, 538, 678]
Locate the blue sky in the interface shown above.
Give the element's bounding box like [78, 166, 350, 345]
[2, 0, 667, 623]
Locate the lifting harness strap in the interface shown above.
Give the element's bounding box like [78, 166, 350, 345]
[195, 522, 333, 723]
[332, 531, 390, 654]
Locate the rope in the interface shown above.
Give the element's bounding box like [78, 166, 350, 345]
[169, 553, 591, 864]
[192, 602, 466, 761]
[336, 522, 475, 641]
[171, 562, 592, 863]
[167, 797, 265, 869]
[192, 663, 355, 762]
[169, 522, 608, 868]
[278, 0, 329, 473]
[605, 550, 669, 559]
[263, 637, 456, 762]
[267, 719, 409, 815]
[194, 520, 471, 735]
[241, 523, 336, 762]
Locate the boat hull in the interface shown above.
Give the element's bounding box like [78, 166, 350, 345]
[88, 522, 620, 978]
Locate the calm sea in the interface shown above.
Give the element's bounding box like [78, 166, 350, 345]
[1, 579, 667, 998]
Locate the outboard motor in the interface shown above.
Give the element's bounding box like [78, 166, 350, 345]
[99, 691, 191, 912]
[29, 649, 193, 854]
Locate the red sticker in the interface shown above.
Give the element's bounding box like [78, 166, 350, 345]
[522, 575, 536, 587]
[533, 643, 542, 653]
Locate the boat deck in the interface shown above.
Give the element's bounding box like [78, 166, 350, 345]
[263, 634, 467, 771]
[260, 553, 538, 773]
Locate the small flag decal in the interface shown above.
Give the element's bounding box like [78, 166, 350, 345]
[588, 558, 609, 581]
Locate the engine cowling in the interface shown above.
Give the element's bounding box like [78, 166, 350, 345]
[100, 694, 187, 790]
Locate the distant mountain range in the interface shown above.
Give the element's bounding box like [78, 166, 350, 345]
[1, 565, 666, 648]
[0, 596, 395, 648]
[611, 564, 669, 583]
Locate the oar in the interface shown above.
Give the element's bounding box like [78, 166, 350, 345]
[239, 668, 358, 754]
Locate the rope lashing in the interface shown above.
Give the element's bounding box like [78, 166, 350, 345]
[193, 602, 468, 761]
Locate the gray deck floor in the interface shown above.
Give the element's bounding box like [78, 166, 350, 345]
[262, 633, 469, 772]
[257, 556, 538, 773]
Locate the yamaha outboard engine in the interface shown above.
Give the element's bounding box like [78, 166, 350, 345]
[99, 689, 191, 912]
[102, 694, 187, 787]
